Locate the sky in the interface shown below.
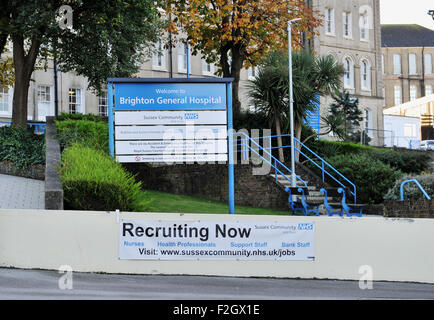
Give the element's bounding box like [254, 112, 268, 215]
[380, 0, 434, 31]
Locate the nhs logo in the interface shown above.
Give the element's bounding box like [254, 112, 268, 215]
[184, 113, 199, 120]
[298, 223, 314, 231]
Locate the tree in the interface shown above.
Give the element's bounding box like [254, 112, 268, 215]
[0, 0, 163, 127]
[247, 55, 288, 162]
[324, 91, 363, 141]
[248, 49, 344, 162]
[163, 0, 322, 116]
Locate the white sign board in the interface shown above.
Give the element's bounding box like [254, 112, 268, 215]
[115, 125, 227, 140]
[119, 220, 315, 261]
[116, 154, 228, 163]
[115, 111, 227, 125]
[115, 140, 227, 155]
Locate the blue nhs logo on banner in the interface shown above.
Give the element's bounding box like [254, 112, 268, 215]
[115, 82, 227, 111]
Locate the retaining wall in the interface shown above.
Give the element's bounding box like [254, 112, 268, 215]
[124, 163, 289, 211]
[0, 209, 433, 284]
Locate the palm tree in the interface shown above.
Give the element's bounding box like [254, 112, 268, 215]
[247, 50, 344, 162]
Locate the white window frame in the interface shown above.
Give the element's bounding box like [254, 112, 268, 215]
[0, 86, 12, 116]
[393, 54, 401, 75]
[394, 85, 402, 105]
[424, 54, 432, 75]
[365, 108, 373, 137]
[360, 60, 371, 91]
[343, 57, 354, 89]
[381, 54, 385, 74]
[248, 67, 257, 80]
[410, 85, 417, 101]
[37, 85, 54, 121]
[426, 85, 433, 96]
[409, 54, 417, 75]
[325, 8, 335, 36]
[202, 59, 215, 76]
[68, 88, 83, 114]
[343, 12, 353, 39]
[152, 40, 167, 70]
[98, 90, 108, 117]
[359, 12, 369, 41]
[177, 42, 190, 74]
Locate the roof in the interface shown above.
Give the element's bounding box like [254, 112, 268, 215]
[381, 24, 434, 47]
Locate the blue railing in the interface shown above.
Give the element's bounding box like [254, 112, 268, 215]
[0, 121, 46, 135]
[241, 133, 357, 204]
[235, 132, 308, 188]
[400, 179, 431, 201]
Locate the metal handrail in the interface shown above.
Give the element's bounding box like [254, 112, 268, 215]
[235, 132, 308, 188]
[400, 179, 431, 201]
[252, 133, 357, 203]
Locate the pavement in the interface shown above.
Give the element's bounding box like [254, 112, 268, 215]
[0, 268, 433, 300]
[0, 174, 44, 209]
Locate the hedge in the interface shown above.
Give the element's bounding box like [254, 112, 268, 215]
[56, 112, 105, 122]
[384, 174, 434, 201]
[60, 144, 146, 211]
[325, 153, 403, 204]
[55, 119, 108, 153]
[304, 139, 430, 175]
[0, 126, 45, 169]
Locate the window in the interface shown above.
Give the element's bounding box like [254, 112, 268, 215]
[343, 58, 354, 88]
[365, 109, 373, 137]
[248, 67, 257, 80]
[152, 40, 166, 70]
[99, 90, 108, 116]
[409, 54, 417, 75]
[0, 87, 10, 114]
[410, 85, 417, 101]
[425, 54, 432, 74]
[426, 85, 433, 96]
[381, 54, 385, 74]
[404, 124, 416, 138]
[177, 42, 189, 73]
[202, 59, 215, 76]
[68, 88, 82, 114]
[361, 60, 371, 90]
[394, 86, 402, 105]
[359, 12, 369, 40]
[393, 54, 401, 75]
[325, 8, 335, 35]
[343, 12, 352, 38]
[37, 85, 53, 121]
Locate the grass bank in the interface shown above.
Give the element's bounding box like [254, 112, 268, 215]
[137, 190, 290, 216]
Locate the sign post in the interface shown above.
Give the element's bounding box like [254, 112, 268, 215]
[107, 78, 235, 214]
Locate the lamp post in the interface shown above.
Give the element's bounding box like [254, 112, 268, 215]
[288, 18, 301, 188]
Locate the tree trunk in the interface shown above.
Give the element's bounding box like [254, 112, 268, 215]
[275, 115, 285, 163]
[11, 35, 40, 128]
[230, 45, 244, 117]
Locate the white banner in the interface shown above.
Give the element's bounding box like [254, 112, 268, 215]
[116, 154, 228, 163]
[115, 111, 227, 125]
[115, 140, 227, 155]
[119, 220, 315, 261]
[115, 125, 227, 140]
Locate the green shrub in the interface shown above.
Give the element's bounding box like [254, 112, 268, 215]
[0, 126, 45, 169]
[325, 153, 403, 204]
[56, 112, 105, 122]
[384, 174, 434, 201]
[55, 119, 108, 153]
[367, 149, 430, 174]
[60, 144, 147, 211]
[309, 140, 372, 157]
